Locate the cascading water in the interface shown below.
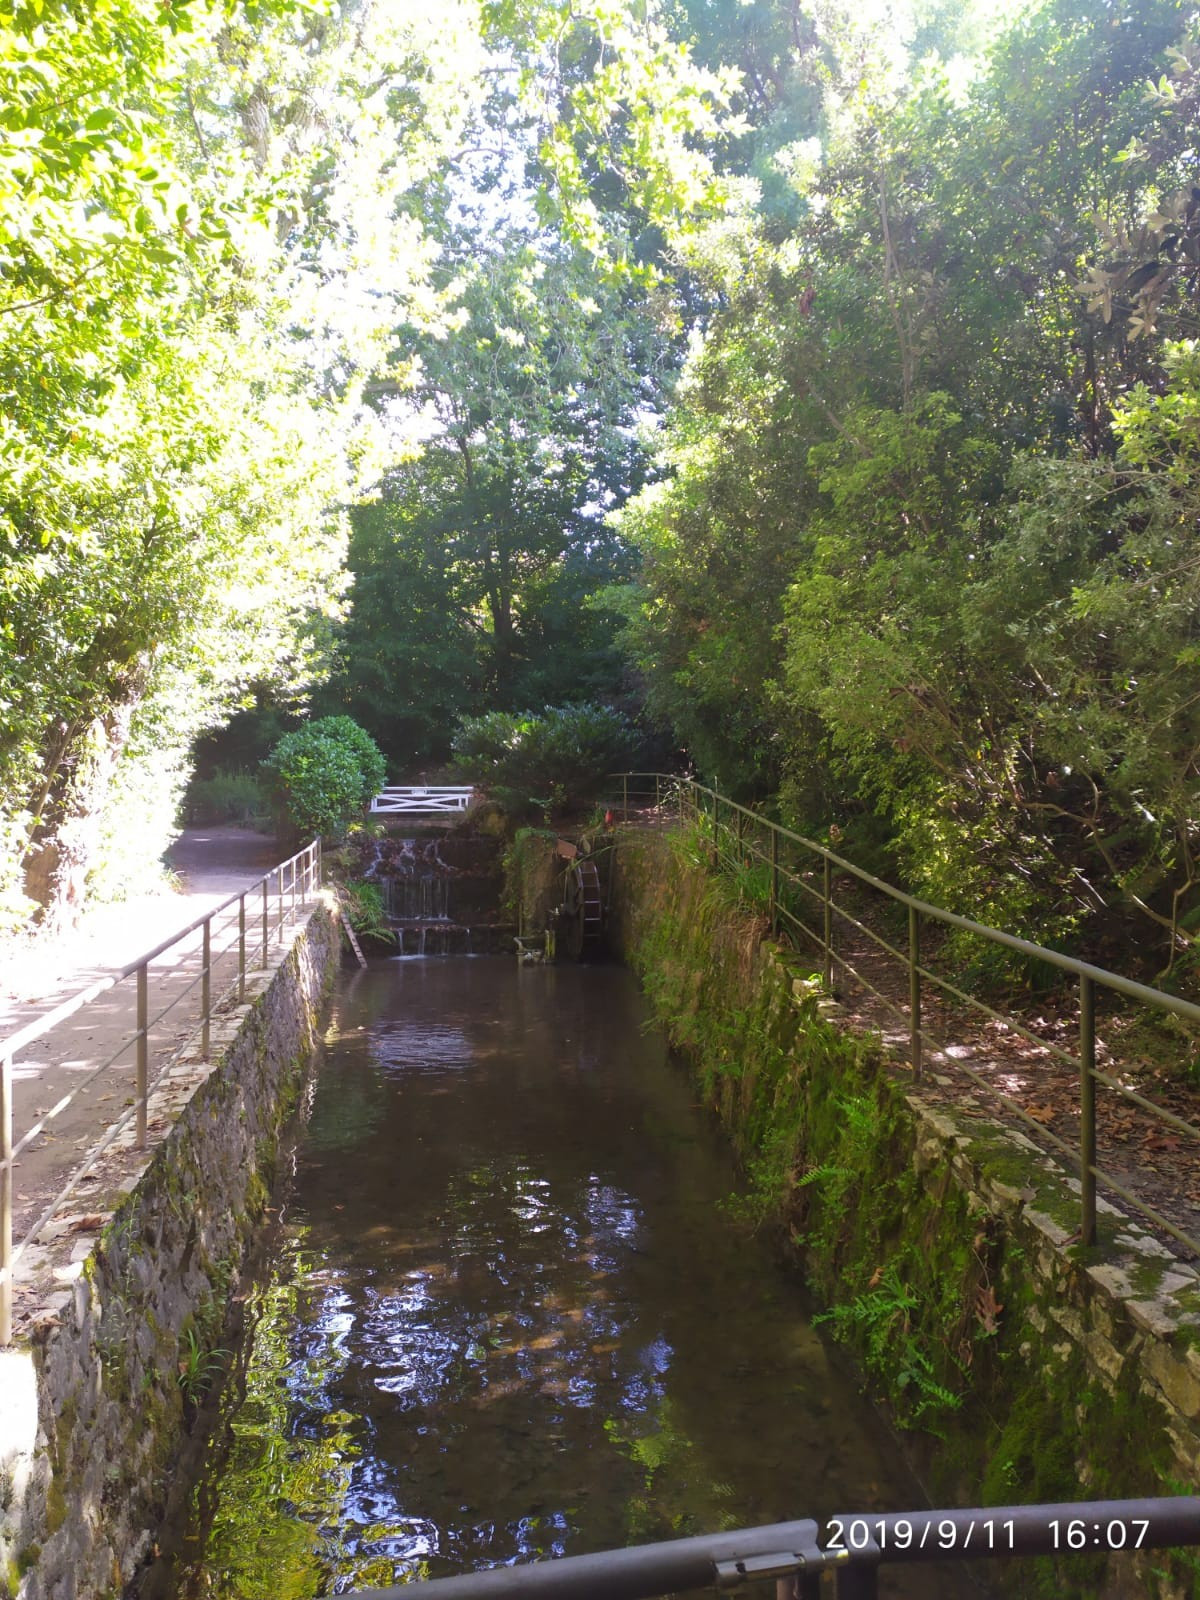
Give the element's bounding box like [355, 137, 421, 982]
[384, 837, 458, 954]
[384, 840, 452, 921]
[370, 833, 509, 956]
[360, 839, 385, 880]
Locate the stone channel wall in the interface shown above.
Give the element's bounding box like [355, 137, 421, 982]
[0, 903, 339, 1600]
[607, 826, 1200, 1600]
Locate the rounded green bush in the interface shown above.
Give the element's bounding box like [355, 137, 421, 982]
[262, 716, 387, 840]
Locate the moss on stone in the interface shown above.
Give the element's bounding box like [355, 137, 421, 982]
[603, 825, 1200, 1599]
[42, 1474, 67, 1538]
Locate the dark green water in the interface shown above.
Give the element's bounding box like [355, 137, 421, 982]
[158, 957, 971, 1598]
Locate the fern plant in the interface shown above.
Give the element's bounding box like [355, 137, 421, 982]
[816, 1264, 963, 1429]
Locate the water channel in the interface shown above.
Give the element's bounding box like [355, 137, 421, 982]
[155, 956, 976, 1599]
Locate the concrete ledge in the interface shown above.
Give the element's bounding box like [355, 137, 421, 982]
[0, 902, 339, 1599]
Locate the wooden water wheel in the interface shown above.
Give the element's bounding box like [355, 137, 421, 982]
[560, 857, 604, 959]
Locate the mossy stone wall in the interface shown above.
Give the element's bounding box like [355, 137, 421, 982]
[0, 905, 339, 1600]
[605, 825, 1200, 1600]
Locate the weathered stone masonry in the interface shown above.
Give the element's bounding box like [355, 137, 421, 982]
[607, 826, 1200, 1600]
[0, 902, 339, 1600]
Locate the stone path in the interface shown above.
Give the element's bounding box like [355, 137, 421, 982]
[0, 827, 284, 1249]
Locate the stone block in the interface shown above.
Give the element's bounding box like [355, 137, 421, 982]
[4, 906, 338, 1600]
[1144, 1341, 1200, 1420]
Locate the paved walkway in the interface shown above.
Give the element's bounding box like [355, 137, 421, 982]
[0, 827, 285, 1247]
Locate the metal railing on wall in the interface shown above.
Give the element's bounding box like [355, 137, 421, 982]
[330, 1497, 1200, 1599]
[0, 838, 322, 1346]
[602, 773, 1200, 1259]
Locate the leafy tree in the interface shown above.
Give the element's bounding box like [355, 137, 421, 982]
[321, 236, 654, 764]
[262, 716, 386, 841]
[0, 0, 482, 925]
[452, 703, 633, 814]
[614, 0, 1200, 964]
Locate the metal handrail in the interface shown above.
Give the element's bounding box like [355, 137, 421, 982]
[0, 838, 322, 1345]
[339, 1498, 1200, 1599]
[605, 773, 1200, 1257]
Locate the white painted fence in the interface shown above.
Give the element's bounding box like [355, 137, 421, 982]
[369, 786, 475, 817]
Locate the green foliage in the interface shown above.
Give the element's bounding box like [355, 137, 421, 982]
[616, 0, 1200, 967]
[338, 880, 396, 948]
[815, 1266, 963, 1428]
[481, 0, 747, 278]
[262, 717, 386, 842]
[452, 703, 633, 816]
[183, 769, 266, 826]
[501, 827, 561, 928]
[319, 239, 656, 762]
[0, 0, 486, 926]
[177, 1323, 231, 1408]
[12, 0, 1200, 977]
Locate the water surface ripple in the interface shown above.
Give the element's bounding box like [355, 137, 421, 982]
[165, 958, 966, 1598]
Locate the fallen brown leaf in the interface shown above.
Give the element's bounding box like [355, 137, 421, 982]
[976, 1284, 1004, 1335]
[67, 1214, 106, 1232]
[1142, 1134, 1182, 1153]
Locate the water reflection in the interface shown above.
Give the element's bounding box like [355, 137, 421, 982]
[163, 959, 969, 1598]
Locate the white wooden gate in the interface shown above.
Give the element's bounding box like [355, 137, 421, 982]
[369, 786, 475, 816]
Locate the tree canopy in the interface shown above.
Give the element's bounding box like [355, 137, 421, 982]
[6, 0, 1200, 973]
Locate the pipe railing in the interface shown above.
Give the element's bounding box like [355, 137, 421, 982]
[336, 1497, 1200, 1599]
[603, 773, 1200, 1258]
[0, 838, 322, 1346]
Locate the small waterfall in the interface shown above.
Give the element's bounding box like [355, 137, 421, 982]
[365, 831, 510, 958]
[383, 837, 452, 925]
[383, 837, 470, 956]
[394, 924, 476, 957]
[384, 873, 450, 922]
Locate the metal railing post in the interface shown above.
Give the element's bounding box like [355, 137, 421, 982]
[835, 1557, 881, 1599]
[201, 918, 211, 1059]
[136, 965, 148, 1149]
[238, 894, 247, 1003]
[291, 857, 297, 921]
[769, 827, 779, 934]
[623, 773, 629, 820]
[261, 878, 269, 969]
[909, 906, 922, 1082]
[823, 855, 833, 990]
[1081, 973, 1097, 1246]
[276, 867, 284, 944]
[655, 773, 661, 810]
[1, 1050, 12, 1346]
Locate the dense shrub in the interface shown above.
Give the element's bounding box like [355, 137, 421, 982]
[303, 716, 387, 804]
[262, 716, 387, 840]
[451, 703, 633, 815]
[182, 769, 266, 826]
